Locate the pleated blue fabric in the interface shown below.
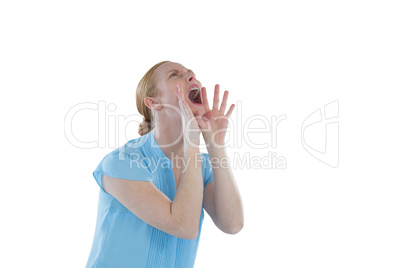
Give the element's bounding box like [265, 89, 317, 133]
[86, 129, 214, 268]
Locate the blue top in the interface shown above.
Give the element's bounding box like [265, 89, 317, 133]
[86, 129, 215, 268]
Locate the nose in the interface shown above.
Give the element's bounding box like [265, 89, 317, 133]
[186, 72, 196, 83]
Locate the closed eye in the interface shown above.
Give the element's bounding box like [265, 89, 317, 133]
[170, 72, 178, 78]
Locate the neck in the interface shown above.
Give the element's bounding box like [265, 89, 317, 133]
[152, 115, 184, 162]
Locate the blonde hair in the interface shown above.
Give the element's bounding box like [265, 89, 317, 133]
[136, 61, 170, 136]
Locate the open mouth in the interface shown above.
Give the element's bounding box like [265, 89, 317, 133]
[188, 85, 202, 105]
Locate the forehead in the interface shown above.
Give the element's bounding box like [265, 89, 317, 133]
[155, 62, 187, 77]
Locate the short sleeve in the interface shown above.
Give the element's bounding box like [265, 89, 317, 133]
[93, 150, 154, 193]
[202, 153, 215, 187]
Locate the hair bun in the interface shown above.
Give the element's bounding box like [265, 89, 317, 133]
[138, 117, 152, 136]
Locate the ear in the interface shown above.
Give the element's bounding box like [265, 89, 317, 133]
[144, 97, 162, 110]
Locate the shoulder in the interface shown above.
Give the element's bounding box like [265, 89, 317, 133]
[103, 135, 150, 163]
[97, 136, 154, 176]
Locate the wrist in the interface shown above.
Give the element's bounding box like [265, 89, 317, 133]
[183, 132, 201, 149]
[184, 142, 200, 154]
[206, 144, 228, 156]
[184, 138, 200, 150]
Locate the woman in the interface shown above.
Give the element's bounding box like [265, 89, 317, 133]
[86, 61, 244, 268]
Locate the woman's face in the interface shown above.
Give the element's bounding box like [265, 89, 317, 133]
[153, 62, 206, 117]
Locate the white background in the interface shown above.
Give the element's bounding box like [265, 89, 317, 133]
[1, 1, 401, 267]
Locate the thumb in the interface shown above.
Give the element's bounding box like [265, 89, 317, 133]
[203, 110, 213, 120]
[194, 111, 203, 124]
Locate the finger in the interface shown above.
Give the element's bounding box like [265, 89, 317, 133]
[176, 84, 194, 119]
[212, 84, 220, 111]
[195, 115, 210, 129]
[201, 87, 210, 112]
[195, 116, 206, 126]
[195, 111, 204, 122]
[175, 84, 185, 102]
[225, 103, 235, 118]
[177, 84, 188, 102]
[176, 85, 187, 115]
[203, 110, 213, 120]
[219, 90, 228, 113]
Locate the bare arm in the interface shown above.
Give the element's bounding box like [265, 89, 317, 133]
[197, 84, 244, 234]
[102, 147, 203, 240]
[202, 147, 244, 234]
[170, 147, 203, 237]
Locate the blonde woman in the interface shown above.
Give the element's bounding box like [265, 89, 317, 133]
[86, 61, 244, 268]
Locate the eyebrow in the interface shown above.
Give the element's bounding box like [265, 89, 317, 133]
[166, 69, 194, 77]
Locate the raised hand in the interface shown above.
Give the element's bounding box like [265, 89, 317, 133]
[195, 84, 235, 147]
[175, 84, 201, 147]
